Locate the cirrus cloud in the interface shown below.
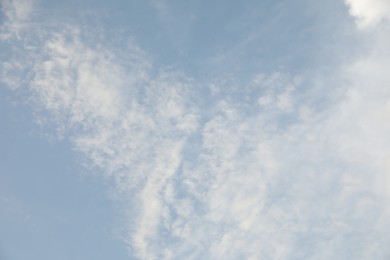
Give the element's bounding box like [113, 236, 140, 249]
[2, 0, 390, 259]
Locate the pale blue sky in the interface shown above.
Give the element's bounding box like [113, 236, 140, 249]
[0, 88, 128, 259]
[1, 0, 390, 259]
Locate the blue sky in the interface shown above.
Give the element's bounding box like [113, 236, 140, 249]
[1, 0, 390, 259]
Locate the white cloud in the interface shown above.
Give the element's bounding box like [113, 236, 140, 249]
[0, 60, 25, 89]
[2, 1, 390, 259]
[0, 0, 33, 22]
[0, 0, 34, 39]
[0, 0, 37, 88]
[345, 0, 390, 28]
[33, 32, 126, 125]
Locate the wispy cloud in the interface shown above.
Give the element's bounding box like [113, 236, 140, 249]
[0, 0, 34, 39]
[0, 0, 33, 23]
[2, 0, 390, 259]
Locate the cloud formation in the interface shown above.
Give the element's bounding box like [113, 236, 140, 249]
[345, 0, 390, 28]
[2, 0, 390, 259]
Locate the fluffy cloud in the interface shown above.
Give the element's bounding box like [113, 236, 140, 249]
[345, 0, 390, 28]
